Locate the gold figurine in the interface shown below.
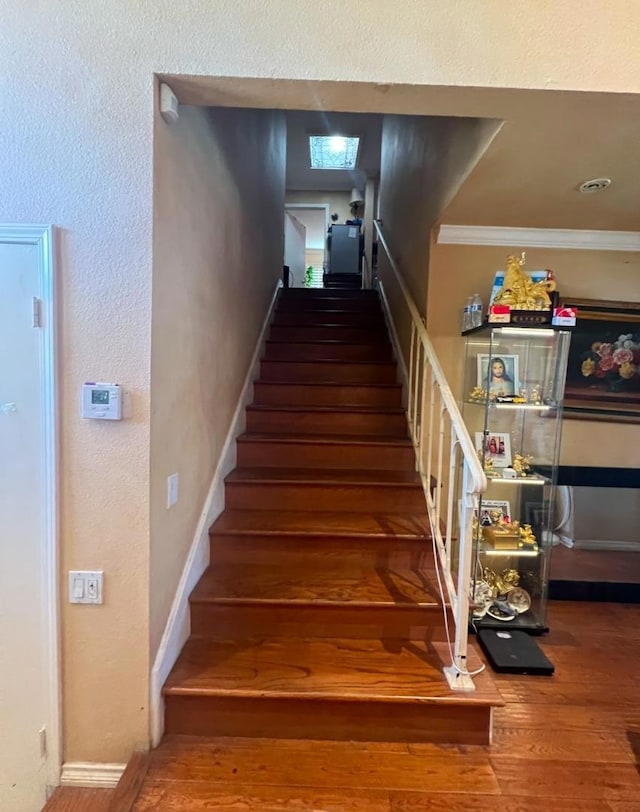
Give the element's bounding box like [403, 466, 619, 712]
[483, 567, 520, 598]
[512, 453, 533, 476]
[493, 252, 556, 311]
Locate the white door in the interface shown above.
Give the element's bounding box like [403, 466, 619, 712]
[0, 227, 58, 811]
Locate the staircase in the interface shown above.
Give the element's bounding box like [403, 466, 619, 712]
[162, 288, 500, 746]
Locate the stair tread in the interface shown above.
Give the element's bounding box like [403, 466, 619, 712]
[226, 467, 422, 486]
[266, 338, 390, 346]
[164, 636, 500, 705]
[262, 359, 395, 367]
[237, 432, 413, 447]
[210, 509, 430, 538]
[247, 403, 405, 414]
[255, 381, 401, 389]
[191, 561, 440, 607]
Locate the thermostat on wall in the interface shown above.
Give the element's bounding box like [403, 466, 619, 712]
[81, 383, 122, 420]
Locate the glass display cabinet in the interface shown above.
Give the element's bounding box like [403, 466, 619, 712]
[460, 325, 572, 633]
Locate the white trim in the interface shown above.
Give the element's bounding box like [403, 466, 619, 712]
[285, 202, 331, 230]
[60, 762, 125, 788]
[0, 224, 60, 786]
[437, 224, 640, 252]
[571, 539, 640, 553]
[149, 280, 283, 746]
[376, 279, 408, 386]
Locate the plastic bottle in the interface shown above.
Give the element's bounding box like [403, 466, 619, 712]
[470, 293, 483, 328]
[462, 296, 473, 332]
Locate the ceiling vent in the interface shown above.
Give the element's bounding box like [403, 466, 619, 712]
[578, 178, 611, 193]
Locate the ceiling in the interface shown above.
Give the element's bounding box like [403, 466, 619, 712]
[285, 110, 382, 192]
[171, 75, 640, 232]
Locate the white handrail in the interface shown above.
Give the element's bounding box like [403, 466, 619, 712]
[374, 220, 486, 691]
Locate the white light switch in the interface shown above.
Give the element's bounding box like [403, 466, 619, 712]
[69, 571, 103, 604]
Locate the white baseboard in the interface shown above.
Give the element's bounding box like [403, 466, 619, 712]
[376, 279, 408, 386]
[571, 539, 640, 553]
[60, 762, 125, 788]
[149, 280, 282, 747]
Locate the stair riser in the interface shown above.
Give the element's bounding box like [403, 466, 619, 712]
[272, 312, 386, 327]
[164, 695, 491, 745]
[277, 299, 381, 313]
[280, 289, 377, 300]
[225, 482, 425, 513]
[260, 360, 396, 384]
[246, 409, 408, 437]
[269, 325, 389, 343]
[252, 382, 403, 408]
[264, 342, 393, 363]
[209, 535, 432, 567]
[237, 440, 415, 470]
[190, 603, 442, 640]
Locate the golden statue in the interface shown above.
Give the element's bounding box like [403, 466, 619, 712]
[493, 252, 556, 311]
[484, 567, 520, 597]
[513, 453, 533, 476]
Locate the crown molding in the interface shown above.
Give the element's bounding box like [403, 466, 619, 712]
[437, 225, 640, 252]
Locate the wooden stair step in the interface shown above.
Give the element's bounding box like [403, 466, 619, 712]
[277, 298, 381, 313]
[236, 433, 415, 470]
[189, 559, 442, 639]
[252, 381, 403, 408]
[280, 288, 377, 299]
[269, 324, 389, 343]
[209, 534, 433, 569]
[163, 637, 500, 743]
[272, 311, 386, 327]
[136, 734, 500, 803]
[246, 403, 407, 436]
[263, 340, 393, 363]
[260, 359, 397, 384]
[191, 560, 439, 607]
[209, 508, 430, 539]
[224, 467, 425, 513]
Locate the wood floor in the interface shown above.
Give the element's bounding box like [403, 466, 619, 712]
[44, 600, 640, 811]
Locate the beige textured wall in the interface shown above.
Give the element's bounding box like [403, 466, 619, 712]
[151, 105, 285, 657]
[377, 115, 501, 361]
[2, 0, 640, 765]
[286, 192, 352, 225]
[428, 243, 640, 467]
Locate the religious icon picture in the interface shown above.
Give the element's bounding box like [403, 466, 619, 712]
[476, 353, 519, 398]
[475, 431, 512, 468]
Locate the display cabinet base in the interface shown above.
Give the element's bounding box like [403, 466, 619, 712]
[477, 629, 554, 675]
[471, 610, 548, 635]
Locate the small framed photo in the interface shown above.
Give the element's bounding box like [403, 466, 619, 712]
[477, 353, 519, 398]
[477, 499, 512, 527]
[475, 431, 512, 468]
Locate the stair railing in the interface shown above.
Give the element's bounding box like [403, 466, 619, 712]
[373, 220, 486, 691]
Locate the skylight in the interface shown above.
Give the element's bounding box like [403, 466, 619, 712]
[309, 135, 360, 170]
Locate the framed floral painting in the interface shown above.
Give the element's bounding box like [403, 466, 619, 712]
[560, 298, 640, 422]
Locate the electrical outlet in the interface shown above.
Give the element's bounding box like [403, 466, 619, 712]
[68, 571, 103, 604]
[167, 472, 179, 508]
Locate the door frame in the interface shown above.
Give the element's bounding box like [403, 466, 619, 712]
[0, 224, 60, 787]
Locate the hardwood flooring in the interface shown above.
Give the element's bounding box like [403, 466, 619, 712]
[127, 601, 640, 810]
[551, 544, 640, 583]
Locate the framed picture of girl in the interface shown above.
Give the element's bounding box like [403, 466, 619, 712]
[476, 353, 519, 398]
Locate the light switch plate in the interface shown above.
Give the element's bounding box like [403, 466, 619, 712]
[167, 472, 179, 508]
[68, 571, 103, 604]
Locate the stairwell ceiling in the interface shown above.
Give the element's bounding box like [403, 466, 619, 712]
[169, 75, 640, 231]
[285, 110, 382, 192]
